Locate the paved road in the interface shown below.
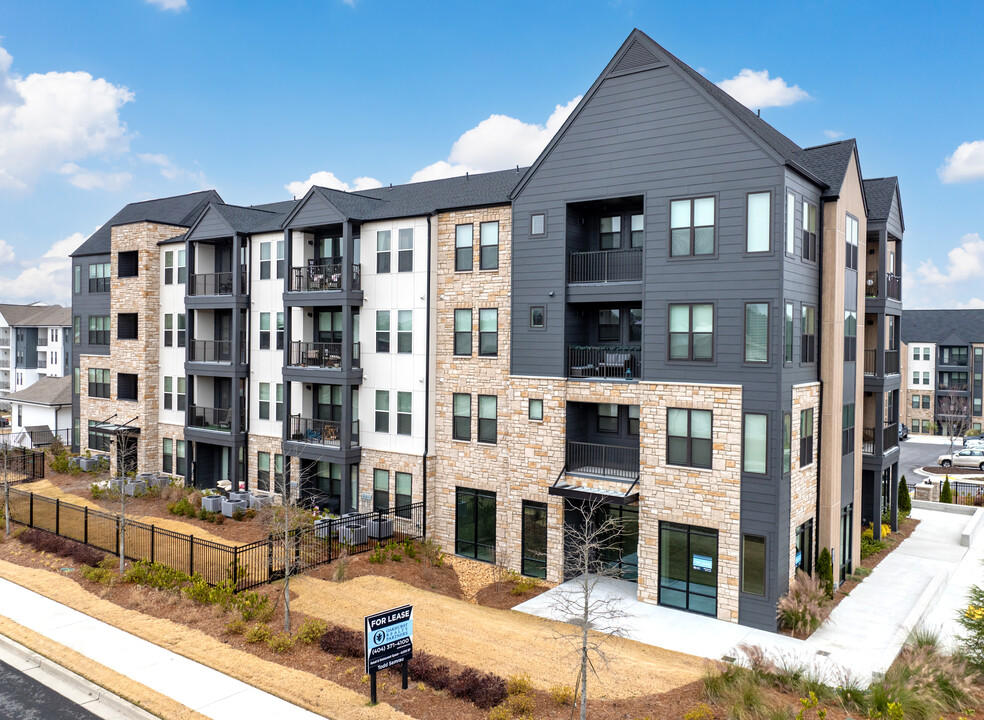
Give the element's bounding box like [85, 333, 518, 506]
[0, 658, 102, 720]
[898, 439, 947, 487]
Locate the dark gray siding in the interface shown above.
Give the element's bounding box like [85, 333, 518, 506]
[187, 207, 233, 241]
[286, 195, 345, 229]
[71, 253, 111, 451]
[886, 194, 903, 240]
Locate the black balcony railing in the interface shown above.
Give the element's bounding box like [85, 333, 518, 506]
[568, 345, 641, 379]
[883, 423, 899, 452]
[568, 248, 643, 284]
[288, 341, 361, 369]
[566, 441, 639, 480]
[863, 349, 876, 376]
[189, 340, 233, 363]
[289, 263, 361, 292]
[188, 406, 233, 432]
[862, 427, 875, 455]
[885, 350, 900, 375]
[886, 273, 901, 300]
[188, 271, 247, 296]
[865, 271, 878, 298]
[289, 416, 360, 447]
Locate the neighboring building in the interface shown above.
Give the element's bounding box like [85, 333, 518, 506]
[901, 311, 984, 436]
[69, 29, 907, 631]
[0, 303, 72, 411]
[5, 376, 72, 446]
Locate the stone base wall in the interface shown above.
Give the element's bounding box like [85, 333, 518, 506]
[358, 448, 426, 515]
[159, 423, 185, 484]
[247, 433, 282, 494]
[907, 390, 935, 433]
[790, 383, 820, 581]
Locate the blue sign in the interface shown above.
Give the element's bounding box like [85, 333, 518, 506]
[692, 554, 713, 573]
[365, 605, 414, 674]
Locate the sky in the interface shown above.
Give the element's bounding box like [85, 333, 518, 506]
[0, 0, 982, 309]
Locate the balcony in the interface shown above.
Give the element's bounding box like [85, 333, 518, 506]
[566, 441, 639, 481]
[885, 350, 899, 375]
[288, 341, 360, 369]
[883, 423, 899, 452]
[862, 427, 875, 455]
[863, 349, 876, 376]
[568, 345, 640, 379]
[568, 249, 643, 284]
[887, 274, 901, 301]
[188, 406, 233, 432]
[188, 271, 247, 296]
[288, 415, 360, 448]
[289, 263, 361, 292]
[864, 271, 902, 300]
[0, 357, 9, 370]
[189, 340, 233, 363]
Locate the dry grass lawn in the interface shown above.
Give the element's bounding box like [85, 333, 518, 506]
[290, 574, 705, 699]
[0, 559, 414, 720]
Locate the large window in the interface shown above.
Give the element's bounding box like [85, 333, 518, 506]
[176, 440, 186, 475]
[744, 303, 769, 363]
[176, 377, 186, 411]
[397, 310, 412, 353]
[600, 216, 620, 249]
[88, 368, 110, 398]
[802, 201, 818, 261]
[163, 439, 173, 474]
[74, 265, 81, 294]
[164, 251, 174, 284]
[845, 214, 859, 270]
[669, 304, 713, 361]
[741, 535, 766, 596]
[277, 312, 284, 351]
[260, 242, 271, 279]
[800, 408, 814, 467]
[454, 309, 472, 356]
[478, 395, 497, 444]
[88, 420, 111, 452]
[257, 452, 270, 491]
[177, 313, 186, 347]
[844, 311, 857, 362]
[398, 228, 413, 272]
[276, 383, 283, 421]
[842, 403, 855, 455]
[480, 221, 499, 270]
[659, 523, 717, 616]
[782, 412, 792, 474]
[373, 469, 389, 510]
[839, 504, 853, 581]
[376, 311, 390, 353]
[743, 413, 768, 474]
[456, 487, 496, 562]
[667, 408, 712, 468]
[276, 242, 284, 279]
[801, 306, 816, 363]
[375, 390, 389, 433]
[597, 403, 618, 433]
[259, 383, 270, 420]
[395, 472, 412, 517]
[785, 192, 796, 254]
[598, 309, 620, 342]
[455, 224, 473, 271]
[795, 520, 814, 575]
[521, 501, 547, 579]
[784, 302, 794, 364]
[164, 314, 173, 347]
[453, 393, 470, 441]
[73, 316, 80, 344]
[259, 313, 270, 350]
[88, 316, 110, 345]
[88, 263, 110, 293]
[376, 230, 391, 274]
[479, 309, 498, 356]
[746, 192, 771, 253]
[396, 391, 412, 435]
[670, 197, 715, 256]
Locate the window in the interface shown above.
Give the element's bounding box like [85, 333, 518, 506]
[397, 310, 412, 353]
[912, 395, 920, 410]
[164, 315, 173, 347]
[912, 345, 920, 361]
[373, 469, 389, 511]
[177, 313, 185, 347]
[630, 214, 644, 247]
[801, 306, 816, 363]
[456, 487, 496, 562]
[479, 309, 498, 356]
[742, 535, 766, 596]
[117, 313, 138, 340]
[480, 221, 498, 270]
[453, 394, 471, 441]
[923, 371, 930, 385]
[73, 316, 80, 344]
[923, 347, 930, 361]
[163, 439, 173, 474]
[257, 452, 270, 491]
[455, 224, 473, 271]
[669, 304, 713, 361]
[376, 311, 390, 353]
[177, 249, 186, 284]
[376, 230, 391, 273]
[600, 216, 621, 249]
[276, 241, 285, 279]
[260, 242, 271, 279]
[454, 309, 472, 356]
[176, 440, 186, 475]
[597, 403, 618, 433]
[785, 192, 796, 254]
[398, 228, 413, 272]
[88, 420, 111, 452]
[912, 371, 919, 386]
[670, 197, 715, 256]
[746, 192, 771, 253]
[164, 376, 173, 410]
[744, 303, 769, 363]
[88, 262, 110, 292]
[375, 390, 389, 433]
[840, 504, 853, 581]
[842, 403, 855, 455]
[259, 313, 270, 350]
[800, 408, 814, 467]
[922, 395, 931, 410]
[530, 306, 545, 330]
[118, 251, 138, 278]
[530, 213, 545, 236]
[276, 383, 283, 422]
[667, 408, 712, 468]
[529, 398, 543, 421]
[274, 454, 285, 493]
[628, 405, 640, 435]
[164, 251, 174, 284]
[397, 391, 412, 435]
[74, 265, 81, 294]
[259, 383, 270, 420]
[784, 302, 794, 364]
[395, 472, 412, 516]
[88, 368, 110, 398]
[782, 412, 791, 474]
[802, 201, 818, 261]
[844, 311, 857, 362]
[845, 214, 859, 270]
[73, 418, 80, 448]
[478, 395, 497, 443]
[743, 413, 767, 474]
[88, 316, 110, 345]
[73, 368, 79, 394]
[276, 312, 284, 351]
[598, 309, 620, 342]
[177, 377, 186, 411]
[522, 501, 547, 579]
[795, 520, 814, 575]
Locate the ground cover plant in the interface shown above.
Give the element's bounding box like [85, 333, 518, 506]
[17, 527, 105, 566]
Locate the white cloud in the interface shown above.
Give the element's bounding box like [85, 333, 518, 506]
[0, 42, 134, 192]
[410, 96, 582, 183]
[824, 130, 844, 140]
[939, 140, 984, 183]
[0, 232, 84, 304]
[137, 152, 208, 189]
[0, 239, 15, 263]
[716, 69, 810, 110]
[915, 233, 984, 285]
[146, 0, 187, 10]
[58, 162, 131, 191]
[283, 171, 382, 198]
[956, 298, 984, 309]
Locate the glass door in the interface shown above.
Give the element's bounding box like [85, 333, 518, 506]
[659, 522, 718, 616]
[597, 504, 639, 581]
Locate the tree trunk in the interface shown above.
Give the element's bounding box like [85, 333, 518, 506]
[119, 510, 125, 575]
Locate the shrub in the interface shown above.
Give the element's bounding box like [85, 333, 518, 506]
[506, 674, 533, 696]
[418, 537, 446, 567]
[183, 574, 213, 604]
[367, 546, 387, 564]
[511, 575, 539, 595]
[548, 684, 574, 707]
[488, 706, 511, 720]
[81, 564, 115, 585]
[332, 554, 349, 582]
[232, 508, 245, 522]
[506, 691, 535, 715]
[861, 526, 888, 560]
[683, 703, 714, 720]
[244, 624, 271, 644]
[448, 668, 508, 709]
[90, 483, 106, 499]
[815, 548, 834, 599]
[17, 528, 106, 566]
[408, 651, 451, 691]
[297, 619, 328, 644]
[941, 478, 953, 504]
[235, 591, 272, 622]
[209, 580, 238, 612]
[123, 560, 190, 592]
[958, 584, 984, 671]
[225, 618, 247, 635]
[319, 626, 363, 658]
[266, 632, 294, 653]
[167, 497, 196, 518]
[898, 477, 911, 516]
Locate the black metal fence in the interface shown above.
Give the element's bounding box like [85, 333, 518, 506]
[0, 446, 45, 481]
[566, 441, 639, 480]
[568, 345, 641, 379]
[953, 482, 984, 507]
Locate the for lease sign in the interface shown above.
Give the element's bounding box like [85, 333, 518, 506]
[364, 605, 413, 674]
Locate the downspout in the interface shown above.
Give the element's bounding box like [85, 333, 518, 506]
[422, 212, 435, 538]
[814, 199, 825, 577]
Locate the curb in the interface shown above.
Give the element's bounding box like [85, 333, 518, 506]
[0, 630, 161, 720]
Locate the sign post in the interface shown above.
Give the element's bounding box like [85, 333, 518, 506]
[364, 605, 414, 704]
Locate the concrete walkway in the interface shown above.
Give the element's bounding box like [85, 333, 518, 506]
[0, 577, 324, 720]
[515, 506, 981, 685]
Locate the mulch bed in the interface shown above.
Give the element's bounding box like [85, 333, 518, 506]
[921, 466, 984, 476]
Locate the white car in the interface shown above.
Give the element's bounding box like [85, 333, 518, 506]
[963, 437, 984, 448]
[938, 448, 984, 470]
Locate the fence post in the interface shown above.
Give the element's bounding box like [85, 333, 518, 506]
[84, 506, 88, 545]
[233, 546, 239, 588]
[267, 536, 273, 582]
[29, 492, 33, 527]
[150, 525, 155, 564]
[115, 517, 120, 556]
[189, 536, 194, 577]
[55, 498, 60, 536]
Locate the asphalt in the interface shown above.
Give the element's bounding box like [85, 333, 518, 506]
[0, 658, 102, 720]
[899, 438, 947, 487]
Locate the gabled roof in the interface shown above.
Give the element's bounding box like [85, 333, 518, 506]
[0, 303, 70, 327]
[0, 303, 50, 326]
[903, 310, 984, 344]
[5, 376, 72, 407]
[863, 177, 904, 231]
[71, 190, 222, 257]
[793, 140, 857, 197]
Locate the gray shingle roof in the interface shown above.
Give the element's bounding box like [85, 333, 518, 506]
[0, 303, 70, 327]
[902, 310, 984, 344]
[71, 190, 222, 257]
[863, 177, 898, 222]
[792, 140, 858, 197]
[4, 376, 72, 407]
[210, 203, 288, 234]
[351, 168, 522, 217]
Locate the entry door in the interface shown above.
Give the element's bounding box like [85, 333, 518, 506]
[659, 523, 718, 616]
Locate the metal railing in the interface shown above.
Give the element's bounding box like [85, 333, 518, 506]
[188, 405, 233, 432]
[0, 447, 45, 480]
[0, 356, 9, 369]
[568, 248, 643, 283]
[289, 416, 343, 447]
[568, 345, 641, 379]
[565, 441, 639, 480]
[885, 350, 900, 375]
[863, 349, 876, 376]
[288, 341, 361, 369]
[862, 427, 875, 455]
[953, 482, 984, 507]
[883, 423, 899, 452]
[886, 273, 901, 300]
[188, 270, 247, 296]
[288, 263, 361, 292]
[189, 340, 233, 363]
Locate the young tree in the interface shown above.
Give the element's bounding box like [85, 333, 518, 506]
[549, 499, 629, 720]
[107, 430, 139, 575]
[898, 475, 911, 518]
[2, 442, 12, 537]
[938, 392, 971, 460]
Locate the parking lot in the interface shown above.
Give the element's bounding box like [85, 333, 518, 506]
[899, 437, 951, 488]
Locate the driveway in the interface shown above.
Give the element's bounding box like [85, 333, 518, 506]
[899, 437, 953, 487]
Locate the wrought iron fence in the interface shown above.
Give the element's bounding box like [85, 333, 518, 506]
[953, 482, 984, 507]
[0, 446, 45, 481]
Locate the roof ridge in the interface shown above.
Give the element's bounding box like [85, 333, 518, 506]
[801, 139, 857, 151]
[351, 167, 526, 197]
[118, 190, 218, 207]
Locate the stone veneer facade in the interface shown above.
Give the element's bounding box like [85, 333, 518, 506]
[789, 383, 820, 580]
[358, 449, 426, 515]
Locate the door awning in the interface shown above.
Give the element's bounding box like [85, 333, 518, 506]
[549, 481, 638, 505]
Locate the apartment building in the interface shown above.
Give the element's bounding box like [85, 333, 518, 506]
[0, 303, 71, 411]
[901, 310, 984, 436]
[69, 29, 906, 631]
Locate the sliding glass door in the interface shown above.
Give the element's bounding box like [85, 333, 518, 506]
[659, 522, 718, 616]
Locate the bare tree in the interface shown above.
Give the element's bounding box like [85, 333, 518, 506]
[107, 430, 139, 575]
[938, 391, 970, 459]
[549, 499, 629, 720]
[2, 442, 11, 537]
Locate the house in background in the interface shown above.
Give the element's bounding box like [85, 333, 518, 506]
[0, 303, 72, 412]
[5, 375, 72, 447]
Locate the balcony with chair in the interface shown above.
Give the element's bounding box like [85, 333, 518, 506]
[565, 304, 642, 381]
[568, 345, 640, 380]
[186, 236, 248, 309]
[188, 405, 234, 433]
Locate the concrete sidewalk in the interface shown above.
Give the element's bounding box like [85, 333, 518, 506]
[0, 577, 324, 720]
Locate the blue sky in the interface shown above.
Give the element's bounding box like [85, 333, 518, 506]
[0, 0, 982, 308]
